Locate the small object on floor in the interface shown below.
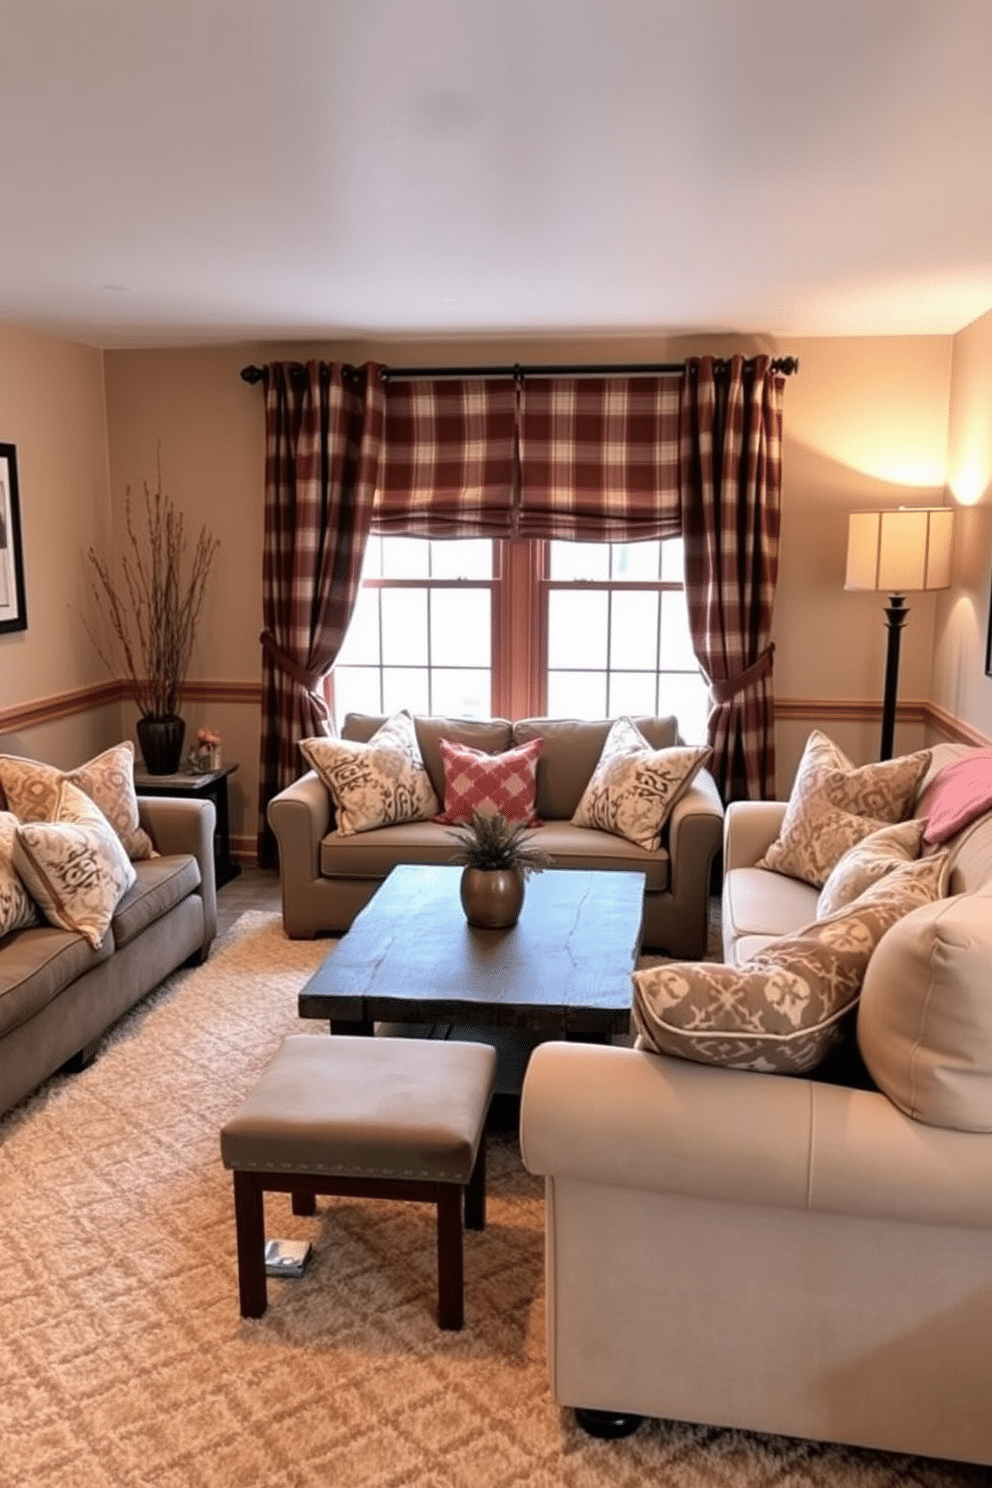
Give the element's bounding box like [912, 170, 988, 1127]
[574, 1408, 644, 1439]
[264, 1239, 311, 1278]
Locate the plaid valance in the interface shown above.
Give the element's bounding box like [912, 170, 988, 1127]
[375, 378, 517, 538]
[516, 377, 682, 541]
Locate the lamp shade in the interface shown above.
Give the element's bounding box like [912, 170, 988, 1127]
[845, 507, 954, 594]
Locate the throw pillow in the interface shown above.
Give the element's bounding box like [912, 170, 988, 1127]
[756, 730, 930, 887]
[434, 736, 544, 825]
[632, 852, 950, 1075]
[13, 781, 137, 949]
[0, 810, 41, 937]
[571, 716, 712, 852]
[0, 742, 155, 861]
[816, 818, 925, 918]
[299, 709, 440, 837]
[915, 747, 992, 846]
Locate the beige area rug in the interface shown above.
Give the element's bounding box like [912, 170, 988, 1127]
[0, 912, 985, 1488]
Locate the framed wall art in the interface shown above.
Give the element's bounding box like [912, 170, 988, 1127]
[0, 442, 27, 633]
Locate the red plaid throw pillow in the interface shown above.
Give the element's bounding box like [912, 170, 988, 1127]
[435, 737, 544, 825]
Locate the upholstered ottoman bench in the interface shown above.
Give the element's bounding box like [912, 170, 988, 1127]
[220, 1034, 497, 1330]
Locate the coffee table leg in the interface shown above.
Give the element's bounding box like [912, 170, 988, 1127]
[330, 1017, 375, 1036]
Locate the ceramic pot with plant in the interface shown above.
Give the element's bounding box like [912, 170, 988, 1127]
[448, 811, 553, 929]
[85, 451, 219, 774]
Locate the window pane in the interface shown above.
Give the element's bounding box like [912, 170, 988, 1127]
[549, 541, 609, 581]
[360, 537, 384, 579]
[381, 589, 428, 665]
[660, 537, 684, 582]
[608, 672, 658, 717]
[332, 666, 382, 723]
[548, 589, 608, 669]
[659, 673, 709, 744]
[660, 590, 698, 670]
[612, 541, 660, 581]
[429, 539, 492, 579]
[547, 670, 607, 719]
[609, 590, 659, 671]
[382, 536, 430, 578]
[431, 589, 491, 667]
[383, 667, 430, 715]
[335, 586, 380, 666]
[431, 669, 491, 719]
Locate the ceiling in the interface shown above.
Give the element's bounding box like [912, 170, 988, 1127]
[3, 0, 992, 350]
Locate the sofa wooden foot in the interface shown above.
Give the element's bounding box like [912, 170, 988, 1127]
[574, 1408, 643, 1439]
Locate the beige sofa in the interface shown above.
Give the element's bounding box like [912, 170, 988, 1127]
[520, 742, 992, 1465]
[267, 712, 724, 958]
[0, 795, 217, 1118]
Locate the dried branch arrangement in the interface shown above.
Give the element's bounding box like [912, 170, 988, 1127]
[85, 457, 219, 718]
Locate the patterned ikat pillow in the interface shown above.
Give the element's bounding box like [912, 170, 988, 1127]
[815, 818, 925, 919]
[434, 737, 543, 825]
[632, 851, 950, 1075]
[571, 716, 711, 852]
[300, 709, 440, 836]
[756, 730, 930, 888]
[0, 741, 155, 861]
[0, 810, 41, 937]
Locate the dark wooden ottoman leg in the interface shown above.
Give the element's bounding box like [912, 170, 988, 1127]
[292, 1189, 316, 1216]
[464, 1135, 486, 1232]
[233, 1170, 268, 1319]
[436, 1184, 464, 1331]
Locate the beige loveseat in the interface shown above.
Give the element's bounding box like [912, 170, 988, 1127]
[267, 712, 724, 958]
[520, 742, 992, 1465]
[0, 794, 217, 1119]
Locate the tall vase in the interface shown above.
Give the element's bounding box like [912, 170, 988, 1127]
[459, 867, 525, 929]
[136, 714, 186, 775]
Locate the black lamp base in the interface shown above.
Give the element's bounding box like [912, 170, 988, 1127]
[879, 594, 908, 761]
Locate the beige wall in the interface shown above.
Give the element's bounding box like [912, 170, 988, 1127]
[931, 306, 992, 744]
[0, 322, 123, 767]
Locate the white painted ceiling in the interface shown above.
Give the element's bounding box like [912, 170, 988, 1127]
[3, 0, 992, 350]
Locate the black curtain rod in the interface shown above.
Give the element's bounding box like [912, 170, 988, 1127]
[240, 354, 799, 385]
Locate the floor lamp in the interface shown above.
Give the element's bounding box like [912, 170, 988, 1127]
[845, 507, 954, 761]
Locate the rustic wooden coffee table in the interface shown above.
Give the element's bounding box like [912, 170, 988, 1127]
[298, 864, 646, 1040]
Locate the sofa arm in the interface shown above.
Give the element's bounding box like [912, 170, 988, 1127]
[520, 1042, 992, 1230]
[138, 795, 217, 953]
[267, 771, 333, 937]
[723, 798, 788, 872]
[665, 768, 723, 879]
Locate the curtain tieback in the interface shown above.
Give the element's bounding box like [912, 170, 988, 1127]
[259, 631, 323, 692]
[709, 644, 775, 706]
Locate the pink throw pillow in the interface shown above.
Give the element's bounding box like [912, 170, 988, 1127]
[435, 737, 544, 825]
[917, 749, 992, 845]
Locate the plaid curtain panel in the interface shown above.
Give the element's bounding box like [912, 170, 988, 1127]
[516, 377, 682, 540]
[257, 361, 384, 860]
[679, 355, 783, 803]
[376, 378, 516, 537]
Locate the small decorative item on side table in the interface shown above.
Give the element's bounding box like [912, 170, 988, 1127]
[133, 759, 241, 888]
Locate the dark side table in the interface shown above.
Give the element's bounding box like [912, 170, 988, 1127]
[133, 762, 241, 888]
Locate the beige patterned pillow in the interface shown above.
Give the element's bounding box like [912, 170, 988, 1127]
[0, 742, 155, 861]
[13, 781, 137, 949]
[756, 730, 930, 887]
[633, 852, 950, 1075]
[816, 819, 925, 918]
[0, 810, 41, 936]
[300, 710, 440, 837]
[572, 716, 712, 851]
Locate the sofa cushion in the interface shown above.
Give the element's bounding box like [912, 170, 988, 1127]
[0, 810, 41, 937]
[434, 736, 543, 825]
[915, 747, 992, 845]
[513, 715, 679, 821]
[756, 730, 930, 887]
[301, 710, 440, 836]
[723, 866, 820, 950]
[816, 819, 925, 918]
[0, 924, 113, 1040]
[12, 782, 138, 950]
[633, 854, 950, 1075]
[342, 713, 514, 802]
[111, 853, 203, 949]
[858, 884, 992, 1131]
[0, 741, 155, 861]
[572, 717, 711, 851]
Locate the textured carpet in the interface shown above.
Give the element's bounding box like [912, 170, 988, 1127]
[0, 912, 986, 1488]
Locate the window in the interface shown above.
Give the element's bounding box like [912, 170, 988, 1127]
[329, 536, 708, 740]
